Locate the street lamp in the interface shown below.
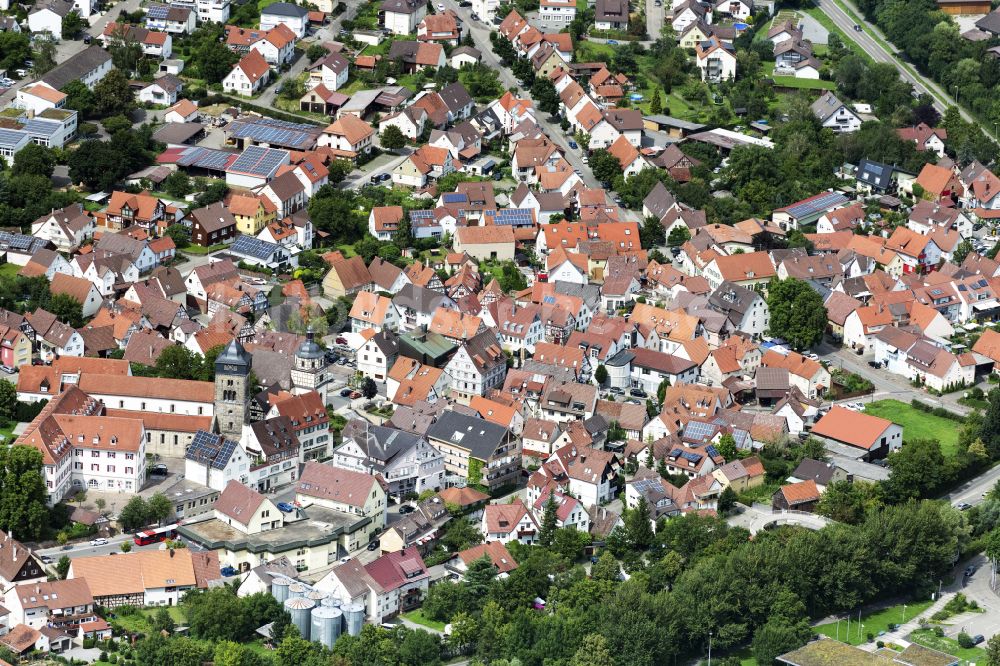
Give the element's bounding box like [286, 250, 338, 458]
[708, 631, 713, 666]
[902, 604, 907, 624]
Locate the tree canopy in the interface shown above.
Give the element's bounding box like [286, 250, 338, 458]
[765, 278, 828, 350]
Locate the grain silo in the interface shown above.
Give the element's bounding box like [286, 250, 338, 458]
[284, 597, 315, 640]
[288, 582, 308, 600]
[310, 605, 343, 648]
[343, 601, 365, 637]
[271, 577, 292, 604]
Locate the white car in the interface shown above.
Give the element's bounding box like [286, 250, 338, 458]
[89, 538, 108, 546]
[806, 352, 819, 361]
[437, 2, 444, 9]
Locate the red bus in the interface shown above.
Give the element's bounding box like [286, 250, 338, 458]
[134, 524, 179, 546]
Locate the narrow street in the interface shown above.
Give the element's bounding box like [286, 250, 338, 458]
[444, 0, 603, 194]
[256, 3, 361, 110]
[812, 0, 967, 121]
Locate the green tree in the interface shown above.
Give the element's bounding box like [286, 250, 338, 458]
[980, 389, 1000, 458]
[163, 171, 192, 199]
[392, 218, 412, 248]
[194, 39, 238, 83]
[93, 68, 136, 118]
[590, 551, 620, 582]
[155, 345, 200, 380]
[380, 124, 407, 150]
[765, 278, 828, 351]
[327, 158, 353, 184]
[32, 34, 57, 76]
[717, 486, 737, 513]
[640, 214, 664, 249]
[165, 223, 190, 248]
[118, 495, 150, 531]
[751, 615, 812, 664]
[61, 11, 86, 39]
[498, 261, 527, 292]
[571, 633, 615, 666]
[56, 555, 71, 579]
[589, 149, 622, 184]
[187, 588, 249, 641]
[623, 496, 654, 551]
[361, 376, 377, 399]
[120, 541, 132, 553]
[62, 80, 95, 117]
[0, 446, 48, 540]
[0, 380, 15, 421]
[537, 491, 558, 547]
[883, 438, 949, 502]
[649, 88, 663, 115]
[986, 633, 1000, 666]
[147, 493, 173, 525]
[12, 144, 56, 179]
[667, 225, 691, 247]
[530, 77, 560, 115]
[594, 364, 608, 385]
[152, 607, 176, 634]
[306, 43, 328, 61]
[715, 433, 738, 461]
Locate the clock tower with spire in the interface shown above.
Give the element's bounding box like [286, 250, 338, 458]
[214, 339, 252, 441]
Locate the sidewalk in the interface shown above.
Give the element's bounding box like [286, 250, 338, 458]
[859, 592, 955, 651]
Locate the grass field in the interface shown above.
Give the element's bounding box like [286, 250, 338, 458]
[800, 7, 875, 65]
[909, 629, 987, 662]
[814, 600, 934, 646]
[0, 263, 19, 279]
[863, 400, 960, 456]
[401, 609, 446, 631]
[771, 75, 837, 90]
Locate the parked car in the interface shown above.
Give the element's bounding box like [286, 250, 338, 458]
[336, 336, 348, 345]
[367, 540, 380, 551]
[350, 391, 361, 399]
[867, 360, 882, 368]
[0, 366, 14, 374]
[965, 565, 976, 577]
[957, 502, 972, 511]
[606, 39, 618, 44]
[629, 388, 647, 398]
[90, 538, 108, 546]
[805, 352, 819, 361]
[277, 502, 295, 513]
[974, 635, 985, 645]
[150, 464, 168, 476]
[609, 386, 624, 395]
[568, 140, 578, 149]
[340, 388, 352, 397]
[39, 555, 52, 564]
[399, 505, 415, 514]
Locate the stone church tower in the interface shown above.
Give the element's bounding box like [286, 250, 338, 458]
[214, 339, 252, 441]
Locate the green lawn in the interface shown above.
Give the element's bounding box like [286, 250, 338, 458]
[909, 629, 986, 662]
[863, 400, 960, 456]
[770, 75, 837, 90]
[402, 609, 446, 631]
[0, 263, 19, 279]
[800, 7, 875, 65]
[815, 600, 934, 646]
[575, 40, 615, 62]
[0, 422, 19, 445]
[737, 481, 781, 506]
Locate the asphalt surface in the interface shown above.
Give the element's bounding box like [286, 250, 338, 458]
[812, 0, 967, 120]
[446, 2, 603, 194]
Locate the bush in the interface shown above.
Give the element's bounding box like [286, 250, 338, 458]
[934, 626, 944, 637]
[99, 652, 108, 662]
[910, 399, 964, 422]
[958, 632, 974, 649]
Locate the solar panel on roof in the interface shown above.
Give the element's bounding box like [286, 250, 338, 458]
[187, 430, 238, 470]
[443, 193, 467, 204]
[0, 128, 27, 148]
[233, 235, 280, 260]
[146, 4, 170, 18]
[786, 191, 848, 218]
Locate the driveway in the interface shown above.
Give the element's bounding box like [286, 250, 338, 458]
[646, 0, 664, 39]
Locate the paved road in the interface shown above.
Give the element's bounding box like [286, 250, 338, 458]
[726, 503, 833, 534]
[812, 0, 967, 121]
[447, 4, 603, 193]
[0, 0, 140, 106]
[36, 533, 187, 561]
[646, 0, 664, 41]
[257, 4, 360, 110]
[816, 339, 972, 415]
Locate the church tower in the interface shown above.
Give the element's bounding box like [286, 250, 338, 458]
[291, 328, 329, 404]
[215, 339, 252, 441]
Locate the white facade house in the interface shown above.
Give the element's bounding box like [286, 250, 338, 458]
[539, 0, 576, 23]
[259, 2, 308, 37]
[381, 0, 427, 35]
[222, 51, 270, 97]
[811, 92, 862, 133]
